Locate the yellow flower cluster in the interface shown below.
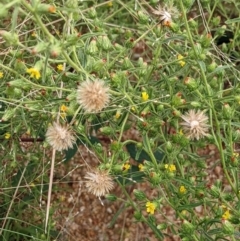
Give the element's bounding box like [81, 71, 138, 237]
[177, 54, 185, 67]
[146, 201, 156, 215]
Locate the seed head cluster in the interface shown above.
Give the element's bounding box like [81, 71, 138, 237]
[180, 109, 209, 140]
[46, 122, 76, 151]
[77, 79, 110, 113]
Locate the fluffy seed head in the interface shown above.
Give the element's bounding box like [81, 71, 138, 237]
[152, 3, 179, 25]
[85, 170, 114, 197]
[180, 110, 209, 140]
[77, 80, 110, 113]
[46, 122, 76, 151]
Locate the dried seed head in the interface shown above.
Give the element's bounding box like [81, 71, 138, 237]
[85, 170, 114, 197]
[180, 110, 209, 140]
[46, 122, 76, 151]
[77, 79, 110, 112]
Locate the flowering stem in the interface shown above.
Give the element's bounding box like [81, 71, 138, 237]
[179, 0, 239, 199]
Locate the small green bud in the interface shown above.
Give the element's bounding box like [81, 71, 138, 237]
[49, 44, 61, 58]
[97, 35, 112, 51]
[35, 4, 56, 14]
[166, 141, 173, 152]
[122, 57, 134, 69]
[134, 211, 142, 221]
[190, 101, 201, 108]
[157, 223, 167, 230]
[188, 18, 198, 28]
[222, 220, 235, 235]
[88, 7, 97, 18]
[181, 220, 194, 234]
[184, 77, 198, 90]
[212, 16, 221, 26]
[149, 172, 161, 185]
[105, 194, 117, 201]
[169, 22, 179, 32]
[1, 108, 15, 122]
[207, 61, 217, 72]
[223, 103, 233, 119]
[31, 42, 48, 55]
[209, 76, 218, 89]
[195, 189, 205, 198]
[133, 189, 146, 201]
[99, 126, 113, 135]
[87, 39, 98, 55]
[137, 11, 149, 24]
[114, 43, 124, 51]
[209, 184, 220, 198]
[0, 30, 19, 46]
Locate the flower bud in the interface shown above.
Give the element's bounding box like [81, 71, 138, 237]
[209, 184, 220, 198]
[0, 30, 19, 46]
[35, 4, 56, 14]
[188, 18, 198, 28]
[223, 103, 233, 119]
[222, 220, 234, 235]
[166, 141, 173, 153]
[87, 39, 98, 55]
[49, 44, 61, 58]
[184, 77, 198, 90]
[122, 57, 134, 69]
[181, 220, 194, 234]
[133, 189, 146, 201]
[149, 172, 161, 185]
[88, 7, 97, 18]
[212, 16, 221, 26]
[200, 33, 212, 48]
[157, 223, 167, 230]
[207, 61, 217, 72]
[137, 11, 149, 24]
[99, 126, 113, 135]
[169, 22, 179, 32]
[31, 42, 48, 55]
[1, 108, 15, 122]
[134, 211, 142, 221]
[97, 35, 112, 51]
[190, 101, 201, 108]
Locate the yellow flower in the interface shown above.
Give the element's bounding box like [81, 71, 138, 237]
[177, 54, 185, 67]
[179, 185, 186, 194]
[222, 210, 231, 220]
[0, 72, 4, 78]
[165, 164, 176, 172]
[4, 132, 11, 139]
[60, 104, 68, 112]
[26, 68, 41, 79]
[31, 31, 37, 37]
[107, 1, 113, 7]
[138, 164, 144, 171]
[146, 201, 156, 215]
[114, 110, 121, 119]
[57, 64, 64, 71]
[141, 92, 149, 101]
[123, 163, 131, 171]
